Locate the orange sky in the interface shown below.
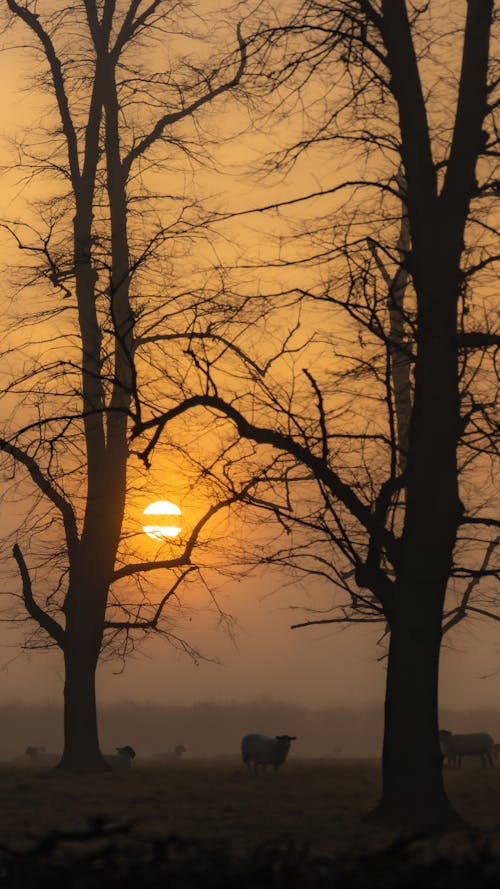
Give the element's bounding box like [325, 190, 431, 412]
[0, 2, 498, 722]
[0, 572, 499, 713]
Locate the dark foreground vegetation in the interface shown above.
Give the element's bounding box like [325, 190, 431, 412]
[1, 760, 499, 887]
[1, 821, 500, 889]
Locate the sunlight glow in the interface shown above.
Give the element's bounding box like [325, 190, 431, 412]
[142, 501, 182, 540]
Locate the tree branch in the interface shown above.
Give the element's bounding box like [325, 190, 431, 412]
[442, 536, 499, 633]
[112, 0, 162, 57]
[12, 544, 65, 648]
[380, 0, 437, 221]
[134, 394, 400, 566]
[104, 567, 196, 630]
[123, 23, 247, 174]
[441, 0, 494, 213]
[6, 0, 80, 183]
[0, 437, 80, 559]
[457, 332, 500, 349]
[460, 516, 500, 528]
[291, 614, 384, 630]
[113, 483, 258, 581]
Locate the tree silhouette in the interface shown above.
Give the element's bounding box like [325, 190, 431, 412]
[133, 0, 499, 828]
[0, 0, 246, 772]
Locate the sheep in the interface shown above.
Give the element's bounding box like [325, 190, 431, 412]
[150, 744, 187, 763]
[104, 745, 136, 770]
[494, 742, 500, 761]
[439, 731, 455, 768]
[13, 746, 60, 768]
[241, 733, 297, 774]
[439, 730, 495, 768]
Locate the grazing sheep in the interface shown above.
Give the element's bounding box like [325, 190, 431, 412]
[150, 744, 187, 763]
[13, 746, 60, 768]
[494, 742, 500, 761]
[439, 730, 495, 768]
[241, 734, 297, 774]
[104, 745, 136, 770]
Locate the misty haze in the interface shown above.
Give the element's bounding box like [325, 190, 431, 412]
[0, 0, 498, 886]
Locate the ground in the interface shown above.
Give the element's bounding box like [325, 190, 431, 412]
[1, 758, 499, 886]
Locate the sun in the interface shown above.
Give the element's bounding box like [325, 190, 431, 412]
[142, 501, 182, 540]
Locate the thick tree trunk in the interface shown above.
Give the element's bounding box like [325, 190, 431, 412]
[58, 544, 116, 772]
[366, 236, 463, 827]
[57, 644, 109, 772]
[365, 317, 463, 828]
[365, 593, 464, 829]
[56, 510, 125, 772]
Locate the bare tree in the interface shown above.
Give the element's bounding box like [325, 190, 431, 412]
[0, 0, 247, 772]
[132, 0, 499, 828]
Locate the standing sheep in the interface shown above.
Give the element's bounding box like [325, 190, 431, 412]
[150, 744, 187, 763]
[104, 745, 136, 770]
[241, 734, 297, 774]
[439, 730, 495, 768]
[13, 746, 60, 768]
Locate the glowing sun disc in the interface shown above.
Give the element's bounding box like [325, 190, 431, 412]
[142, 501, 182, 540]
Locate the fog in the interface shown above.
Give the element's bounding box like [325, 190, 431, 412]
[1, 573, 499, 759]
[0, 4, 497, 772]
[2, 697, 500, 763]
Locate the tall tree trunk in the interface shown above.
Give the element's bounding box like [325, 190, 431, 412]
[366, 587, 463, 828]
[367, 257, 463, 826]
[367, 0, 494, 829]
[58, 642, 109, 772]
[57, 570, 108, 771]
[58, 507, 119, 771]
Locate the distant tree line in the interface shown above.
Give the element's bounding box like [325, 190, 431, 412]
[2, 700, 500, 762]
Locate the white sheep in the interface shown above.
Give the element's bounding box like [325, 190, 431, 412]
[150, 744, 187, 763]
[104, 745, 136, 769]
[13, 746, 60, 768]
[241, 733, 297, 774]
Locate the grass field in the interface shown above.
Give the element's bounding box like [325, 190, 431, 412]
[1, 759, 499, 886]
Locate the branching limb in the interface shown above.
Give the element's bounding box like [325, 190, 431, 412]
[457, 332, 500, 349]
[123, 23, 247, 174]
[291, 614, 385, 630]
[134, 394, 400, 567]
[0, 437, 79, 559]
[6, 0, 80, 183]
[460, 516, 500, 528]
[302, 368, 328, 460]
[12, 544, 65, 647]
[113, 479, 262, 581]
[104, 567, 196, 630]
[442, 536, 499, 633]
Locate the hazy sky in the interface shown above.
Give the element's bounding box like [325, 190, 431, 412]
[1, 571, 499, 712]
[0, 4, 497, 722]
